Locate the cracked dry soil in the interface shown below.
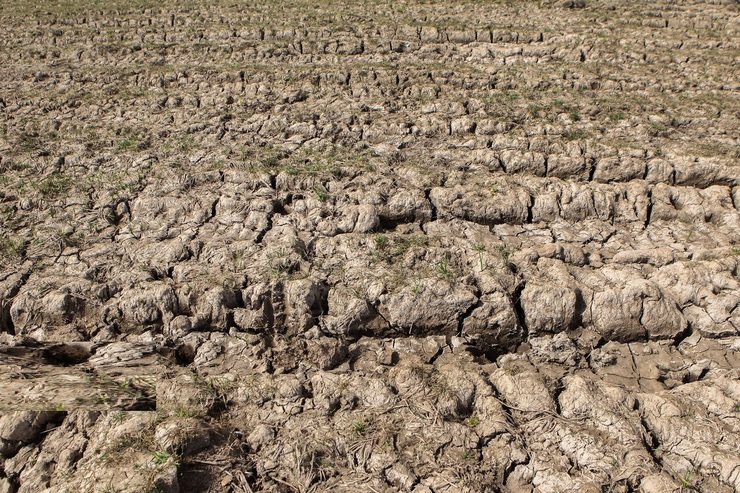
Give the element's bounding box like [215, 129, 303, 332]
[0, 0, 739, 491]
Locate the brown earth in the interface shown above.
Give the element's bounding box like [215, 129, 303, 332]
[0, 0, 739, 491]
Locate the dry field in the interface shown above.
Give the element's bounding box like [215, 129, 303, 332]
[0, 0, 739, 491]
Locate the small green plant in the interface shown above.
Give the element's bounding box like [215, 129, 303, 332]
[36, 172, 72, 198]
[563, 128, 585, 141]
[497, 244, 511, 265]
[467, 416, 480, 427]
[314, 185, 329, 202]
[677, 468, 695, 488]
[110, 411, 127, 425]
[151, 451, 171, 466]
[473, 243, 486, 270]
[116, 135, 138, 152]
[55, 403, 65, 411]
[609, 111, 626, 121]
[17, 132, 41, 152]
[411, 281, 424, 296]
[648, 122, 669, 138]
[374, 233, 388, 250]
[173, 404, 192, 418]
[265, 246, 291, 279]
[262, 153, 281, 169]
[436, 254, 453, 278]
[730, 247, 740, 256]
[176, 135, 195, 152]
[0, 236, 26, 259]
[569, 110, 581, 122]
[231, 248, 245, 269]
[351, 421, 366, 435]
[94, 394, 111, 405]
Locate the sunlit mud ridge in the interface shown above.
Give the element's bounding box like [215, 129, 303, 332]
[0, 0, 739, 491]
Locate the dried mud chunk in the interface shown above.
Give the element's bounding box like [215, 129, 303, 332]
[674, 158, 740, 188]
[14, 428, 92, 492]
[193, 339, 224, 367]
[450, 116, 476, 135]
[0, 478, 14, 493]
[323, 288, 388, 337]
[612, 248, 675, 267]
[547, 154, 589, 179]
[520, 283, 577, 335]
[530, 417, 624, 486]
[389, 336, 447, 364]
[428, 184, 530, 226]
[500, 150, 547, 176]
[104, 283, 178, 331]
[644, 158, 675, 184]
[353, 204, 380, 233]
[385, 462, 418, 490]
[283, 279, 325, 333]
[559, 376, 645, 448]
[428, 361, 476, 418]
[154, 417, 211, 455]
[88, 341, 158, 366]
[489, 369, 556, 413]
[589, 285, 646, 342]
[237, 282, 276, 331]
[189, 286, 238, 331]
[638, 474, 683, 493]
[640, 288, 687, 340]
[0, 411, 63, 442]
[157, 373, 214, 417]
[9, 289, 85, 336]
[310, 371, 352, 415]
[247, 424, 274, 452]
[165, 314, 192, 338]
[671, 378, 740, 418]
[638, 391, 740, 490]
[482, 432, 528, 475]
[356, 378, 396, 408]
[377, 279, 477, 334]
[593, 156, 645, 183]
[305, 336, 347, 370]
[529, 333, 580, 365]
[462, 291, 522, 355]
[380, 188, 433, 224]
[528, 463, 592, 493]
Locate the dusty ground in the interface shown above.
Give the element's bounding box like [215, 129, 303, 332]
[0, 0, 739, 491]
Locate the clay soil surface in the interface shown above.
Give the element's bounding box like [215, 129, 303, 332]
[0, 0, 739, 491]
